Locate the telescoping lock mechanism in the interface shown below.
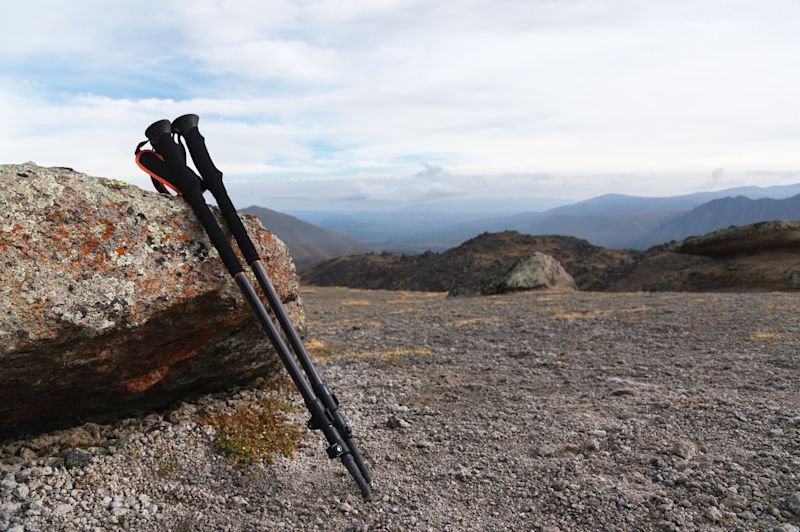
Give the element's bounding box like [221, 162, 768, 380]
[135, 115, 372, 499]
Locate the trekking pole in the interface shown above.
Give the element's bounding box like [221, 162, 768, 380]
[142, 119, 371, 499]
[171, 114, 373, 485]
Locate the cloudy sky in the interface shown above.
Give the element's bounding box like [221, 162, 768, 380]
[2, 1, 800, 211]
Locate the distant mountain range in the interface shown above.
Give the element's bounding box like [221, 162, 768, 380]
[311, 182, 800, 251]
[239, 206, 371, 268]
[302, 226, 800, 293]
[239, 181, 800, 270]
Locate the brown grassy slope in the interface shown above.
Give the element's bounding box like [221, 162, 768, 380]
[240, 206, 371, 268]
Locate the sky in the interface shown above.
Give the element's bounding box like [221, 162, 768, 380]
[2, 0, 800, 212]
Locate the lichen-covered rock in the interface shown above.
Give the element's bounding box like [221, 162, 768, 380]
[0, 163, 302, 438]
[449, 252, 576, 296]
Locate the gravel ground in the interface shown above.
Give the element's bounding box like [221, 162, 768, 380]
[1, 286, 799, 531]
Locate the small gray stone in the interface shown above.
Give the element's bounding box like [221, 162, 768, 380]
[774, 524, 799, 532]
[672, 440, 696, 460]
[0, 475, 17, 492]
[17, 447, 36, 460]
[706, 506, 723, 522]
[386, 416, 410, 430]
[13, 484, 29, 500]
[0, 502, 21, 519]
[64, 448, 93, 469]
[786, 492, 800, 515]
[53, 503, 73, 516]
[720, 495, 748, 510]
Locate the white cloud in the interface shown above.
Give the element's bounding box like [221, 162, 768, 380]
[1, 0, 800, 211]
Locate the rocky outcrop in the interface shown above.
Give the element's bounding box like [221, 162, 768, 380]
[303, 231, 634, 292]
[449, 252, 576, 296]
[673, 220, 800, 257]
[0, 163, 302, 438]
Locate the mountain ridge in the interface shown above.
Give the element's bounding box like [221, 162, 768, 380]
[240, 206, 371, 268]
[310, 182, 800, 252]
[635, 193, 800, 247]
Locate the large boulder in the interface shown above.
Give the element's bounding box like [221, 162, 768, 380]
[0, 163, 302, 438]
[449, 252, 576, 296]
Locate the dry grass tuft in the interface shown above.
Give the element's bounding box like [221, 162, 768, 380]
[305, 339, 349, 360]
[452, 317, 497, 327]
[747, 331, 779, 342]
[551, 309, 611, 320]
[340, 299, 371, 306]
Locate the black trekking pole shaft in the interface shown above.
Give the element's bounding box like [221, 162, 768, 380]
[145, 121, 370, 498]
[173, 114, 373, 484]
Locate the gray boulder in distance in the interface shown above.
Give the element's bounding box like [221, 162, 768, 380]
[450, 252, 576, 296]
[0, 163, 302, 438]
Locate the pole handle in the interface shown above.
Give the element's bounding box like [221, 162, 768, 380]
[145, 121, 244, 277]
[173, 115, 261, 263]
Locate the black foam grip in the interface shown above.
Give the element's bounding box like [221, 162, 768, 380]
[181, 127, 260, 263]
[185, 197, 245, 277]
[215, 192, 261, 263]
[152, 131, 244, 277]
[182, 128, 222, 188]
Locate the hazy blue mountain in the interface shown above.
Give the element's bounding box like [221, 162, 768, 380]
[240, 206, 372, 268]
[549, 182, 800, 216]
[634, 194, 800, 248]
[309, 182, 800, 252]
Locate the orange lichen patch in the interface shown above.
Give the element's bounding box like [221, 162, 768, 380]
[179, 233, 190, 242]
[341, 299, 371, 306]
[747, 331, 779, 342]
[116, 247, 126, 256]
[102, 223, 115, 241]
[124, 365, 171, 393]
[94, 347, 113, 361]
[82, 237, 101, 256]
